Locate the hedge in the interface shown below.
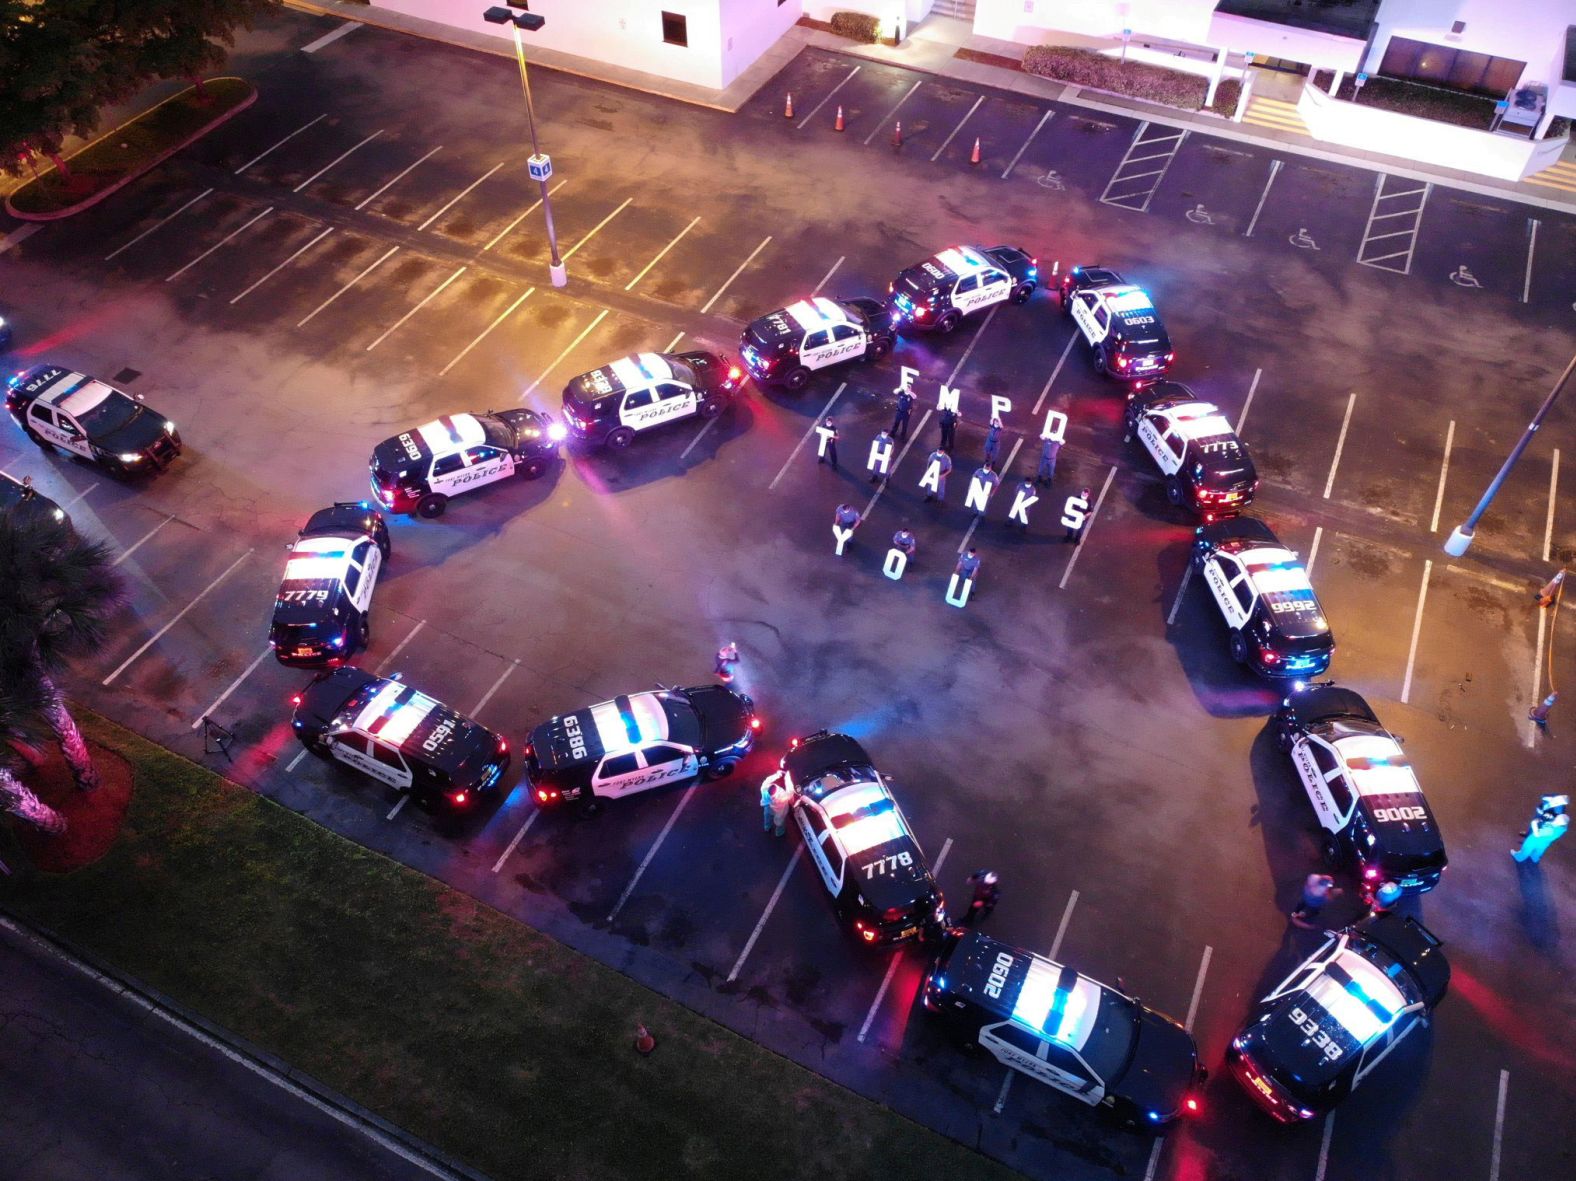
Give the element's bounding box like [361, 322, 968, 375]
[829, 11, 881, 44]
[1023, 45, 1213, 111]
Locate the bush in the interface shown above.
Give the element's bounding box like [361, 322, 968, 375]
[1310, 70, 1496, 130]
[1023, 45, 1209, 111]
[1546, 116, 1571, 140]
[829, 11, 881, 44]
[1210, 77, 1243, 117]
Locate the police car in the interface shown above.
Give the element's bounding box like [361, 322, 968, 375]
[369, 410, 561, 518]
[740, 296, 896, 391]
[924, 930, 1203, 1128]
[1193, 517, 1334, 678]
[1059, 266, 1174, 382]
[292, 668, 509, 812]
[561, 351, 743, 449]
[523, 685, 760, 814]
[1274, 684, 1447, 894]
[1124, 382, 1258, 520]
[780, 730, 945, 946]
[0, 472, 69, 529]
[5, 364, 181, 477]
[889, 245, 1038, 335]
[1227, 915, 1449, 1123]
[270, 503, 391, 669]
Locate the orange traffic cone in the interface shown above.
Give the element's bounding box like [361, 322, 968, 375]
[892, 120, 903, 148]
[834, 105, 845, 132]
[784, 92, 794, 119]
[970, 136, 982, 165]
[634, 1023, 657, 1055]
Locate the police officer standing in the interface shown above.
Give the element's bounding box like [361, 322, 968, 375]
[964, 869, 1001, 925]
[923, 448, 952, 503]
[892, 526, 917, 559]
[970, 462, 1000, 513]
[869, 429, 894, 485]
[1036, 437, 1061, 487]
[1009, 477, 1036, 531]
[818, 416, 839, 469]
[955, 547, 981, 584]
[938, 407, 959, 452]
[833, 502, 862, 533]
[1063, 485, 1092, 543]
[983, 417, 1004, 466]
[1513, 794, 1569, 863]
[891, 388, 915, 440]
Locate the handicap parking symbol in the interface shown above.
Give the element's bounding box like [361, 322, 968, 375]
[1450, 265, 1482, 289]
[1036, 170, 1067, 191]
[1289, 227, 1319, 250]
[1185, 204, 1215, 226]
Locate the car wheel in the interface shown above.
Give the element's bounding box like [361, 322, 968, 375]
[1058, 289, 1072, 315]
[1165, 477, 1185, 506]
[416, 493, 447, 518]
[606, 427, 636, 450]
[306, 738, 332, 761]
[783, 366, 811, 392]
[865, 336, 893, 362]
[1009, 282, 1035, 305]
[518, 455, 548, 480]
[699, 396, 726, 419]
[576, 795, 603, 819]
[937, 311, 962, 335]
[1093, 345, 1109, 376]
[703, 757, 739, 782]
[1229, 631, 1250, 664]
[357, 616, 371, 648]
[1321, 833, 1345, 867]
[377, 537, 391, 561]
[1274, 720, 1295, 753]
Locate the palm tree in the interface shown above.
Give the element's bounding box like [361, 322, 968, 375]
[0, 511, 121, 795]
[0, 670, 67, 835]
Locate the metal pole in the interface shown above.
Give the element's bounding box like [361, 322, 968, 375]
[512, 23, 566, 287]
[1444, 351, 1576, 556]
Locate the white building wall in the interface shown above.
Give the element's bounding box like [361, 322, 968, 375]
[973, 0, 1219, 44]
[1364, 0, 1571, 90]
[802, 0, 934, 29]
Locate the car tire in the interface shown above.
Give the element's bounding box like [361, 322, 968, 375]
[1165, 477, 1185, 506]
[357, 616, 371, 648]
[1093, 346, 1109, 376]
[306, 738, 332, 761]
[518, 455, 548, 480]
[1321, 833, 1345, 867]
[1229, 631, 1250, 664]
[1009, 282, 1035, 305]
[1058, 289, 1072, 315]
[576, 795, 603, 819]
[699, 396, 726, 419]
[703, 757, 739, 782]
[865, 336, 893, 362]
[416, 493, 447, 518]
[1274, 720, 1296, 754]
[606, 427, 636, 450]
[783, 366, 811, 392]
[937, 311, 961, 335]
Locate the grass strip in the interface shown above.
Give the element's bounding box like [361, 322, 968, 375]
[1, 713, 1019, 1181]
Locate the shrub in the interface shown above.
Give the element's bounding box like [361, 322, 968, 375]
[1210, 77, 1242, 117]
[1546, 116, 1571, 140]
[829, 11, 881, 43]
[1023, 45, 1208, 111]
[1311, 70, 1496, 130]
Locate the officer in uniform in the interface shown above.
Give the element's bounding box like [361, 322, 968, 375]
[1514, 794, 1569, 863]
[892, 526, 917, 559]
[1036, 437, 1061, 486]
[964, 869, 1000, 924]
[983, 417, 1004, 466]
[970, 462, 1000, 513]
[923, 449, 953, 503]
[891, 389, 915, 440]
[938, 407, 959, 452]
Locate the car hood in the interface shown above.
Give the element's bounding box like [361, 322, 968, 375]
[1112, 1009, 1199, 1116]
[95, 406, 168, 454]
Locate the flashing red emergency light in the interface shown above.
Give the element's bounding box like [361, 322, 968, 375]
[750, 717, 762, 730]
[450, 790, 469, 806]
[1185, 1097, 1200, 1114]
[727, 365, 742, 381]
[290, 693, 303, 707]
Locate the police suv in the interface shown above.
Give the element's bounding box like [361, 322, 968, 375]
[925, 930, 1203, 1128]
[0, 472, 68, 529]
[292, 668, 509, 813]
[780, 730, 945, 946]
[6, 364, 181, 477]
[369, 410, 560, 518]
[1228, 915, 1449, 1123]
[523, 685, 759, 814]
[1194, 517, 1334, 678]
[740, 296, 896, 391]
[270, 503, 391, 669]
[562, 351, 743, 449]
[1275, 684, 1447, 894]
[1059, 266, 1174, 382]
[889, 245, 1038, 334]
[1124, 382, 1258, 520]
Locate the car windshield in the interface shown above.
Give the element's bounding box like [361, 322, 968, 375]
[74, 392, 142, 435]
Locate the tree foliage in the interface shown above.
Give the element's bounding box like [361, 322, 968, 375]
[0, 0, 276, 175]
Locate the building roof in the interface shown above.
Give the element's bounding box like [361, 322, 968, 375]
[1213, 0, 1380, 42]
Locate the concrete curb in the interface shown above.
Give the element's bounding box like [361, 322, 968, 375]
[6, 82, 259, 222]
[0, 908, 492, 1181]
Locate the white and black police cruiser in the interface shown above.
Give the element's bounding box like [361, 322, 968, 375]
[740, 296, 896, 391]
[1194, 517, 1334, 678]
[1228, 915, 1449, 1123]
[1059, 266, 1174, 382]
[523, 685, 760, 815]
[779, 730, 945, 946]
[889, 245, 1037, 334]
[0, 472, 69, 529]
[925, 930, 1203, 1128]
[292, 669, 509, 813]
[6, 364, 181, 477]
[369, 410, 562, 518]
[1275, 684, 1447, 894]
[270, 503, 391, 669]
[561, 351, 743, 449]
[1125, 382, 1257, 521]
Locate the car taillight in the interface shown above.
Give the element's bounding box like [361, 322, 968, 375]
[290, 693, 302, 707]
[497, 736, 508, 752]
[1363, 864, 1381, 881]
[449, 789, 469, 806]
[1165, 352, 1175, 362]
[1260, 648, 1280, 664]
[536, 787, 559, 803]
[727, 365, 742, 381]
[789, 737, 800, 749]
[1115, 356, 1130, 369]
[750, 717, 762, 730]
[1185, 1097, 1200, 1114]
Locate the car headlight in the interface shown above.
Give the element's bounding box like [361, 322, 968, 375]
[164, 420, 177, 433]
[547, 422, 567, 442]
[118, 452, 144, 463]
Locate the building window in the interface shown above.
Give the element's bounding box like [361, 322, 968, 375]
[1378, 36, 1523, 97]
[662, 11, 687, 46]
[1450, 21, 1466, 34]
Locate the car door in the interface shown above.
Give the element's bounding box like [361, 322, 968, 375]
[800, 328, 836, 370]
[349, 540, 379, 612]
[618, 386, 660, 430]
[976, 268, 1011, 308]
[330, 733, 407, 788]
[1071, 291, 1104, 344]
[591, 751, 643, 797]
[980, 1023, 1101, 1101]
[426, 452, 468, 496]
[1315, 742, 1357, 833]
[950, 273, 983, 313]
[647, 382, 696, 427]
[631, 743, 698, 793]
[1135, 412, 1178, 474]
[796, 801, 841, 895]
[459, 444, 513, 489]
[1202, 553, 1247, 626]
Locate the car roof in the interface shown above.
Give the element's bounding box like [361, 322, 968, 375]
[748, 298, 854, 344]
[943, 932, 1111, 1053]
[1330, 734, 1418, 798]
[576, 352, 679, 399]
[282, 535, 358, 583]
[1071, 265, 1124, 287]
[347, 679, 479, 765]
[1157, 401, 1234, 441]
[1201, 515, 1281, 549]
[52, 378, 125, 417]
[588, 691, 675, 751]
[1291, 684, 1375, 723]
[820, 780, 910, 857]
[903, 245, 993, 288]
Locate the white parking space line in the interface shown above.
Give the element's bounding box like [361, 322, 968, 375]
[768, 383, 846, 491]
[386, 794, 409, 821]
[293, 130, 383, 193]
[354, 145, 443, 211]
[286, 748, 310, 773]
[1305, 525, 1324, 577]
[0, 223, 41, 255]
[857, 836, 951, 1044]
[230, 227, 335, 304]
[61, 483, 98, 511]
[625, 216, 699, 291]
[701, 235, 773, 314]
[1528, 607, 1547, 749]
[111, 514, 176, 566]
[1244, 159, 1282, 237]
[811, 255, 845, 296]
[1542, 449, 1559, 562]
[439, 286, 534, 376]
[797, 65, 860, 129]
[165, 207, 273, 282]
[1100, 125, 1186, 212]
[1142, 1138, 1165, 1181]
[727, 845, 807, 983]
[366, 264, 467, 351]
[296, 245, 399, 327]
[1428, 420, 1456, 533]
[861, 409, 931, 518]
[1002, 109, 1054, 180]
[190, 646, 272, 729]
[415, 162, 502, 232]
[484, 179, 568, 252]
[375, 618, 426, 673]
[957, 437, 1023, 553]
[1057, 466, 1116, 590]
[862, 79, 923, 146]
[1322, 392, 1356, 499]
[1522, 219, 1539, 304]
[1184, 944, 1212, 1031]
[301, 20, 360, 54]
[102, 549, 253, 685]
[1166, 563, 1193, 626]
[1357, 177, 1431, 273]
[992, 1070, 1015, 1116]
[1489, 1070, 1509, 1181]
[1235, 368, 1262, 435]
[931, 95, 986, 162]
[469, 659, 519, 717]
[1032, 333, 1077, 415]
[234, 114, 326, 175]
[1399, 559, 1433, 704]
[560, 196, 631, 261]
[491, 809, 540, 873]
[105, 189, 213, 261]
[1313, 1112, 1336, 1181]
[679, 415, 720, 460]
[664, 331, 685, 351]
[607, 787, 698, 923]
[522, 309, 610, 398]
[1048, 888, 1079, 959]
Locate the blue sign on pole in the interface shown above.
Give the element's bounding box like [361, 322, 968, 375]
[528, 153, 553, 182]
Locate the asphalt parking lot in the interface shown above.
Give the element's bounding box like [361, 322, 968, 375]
[4, 9, 1576, 1180]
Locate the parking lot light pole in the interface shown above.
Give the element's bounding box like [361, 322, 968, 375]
[482, 4, 566, 288]
[1444, 351, 1575, 557]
